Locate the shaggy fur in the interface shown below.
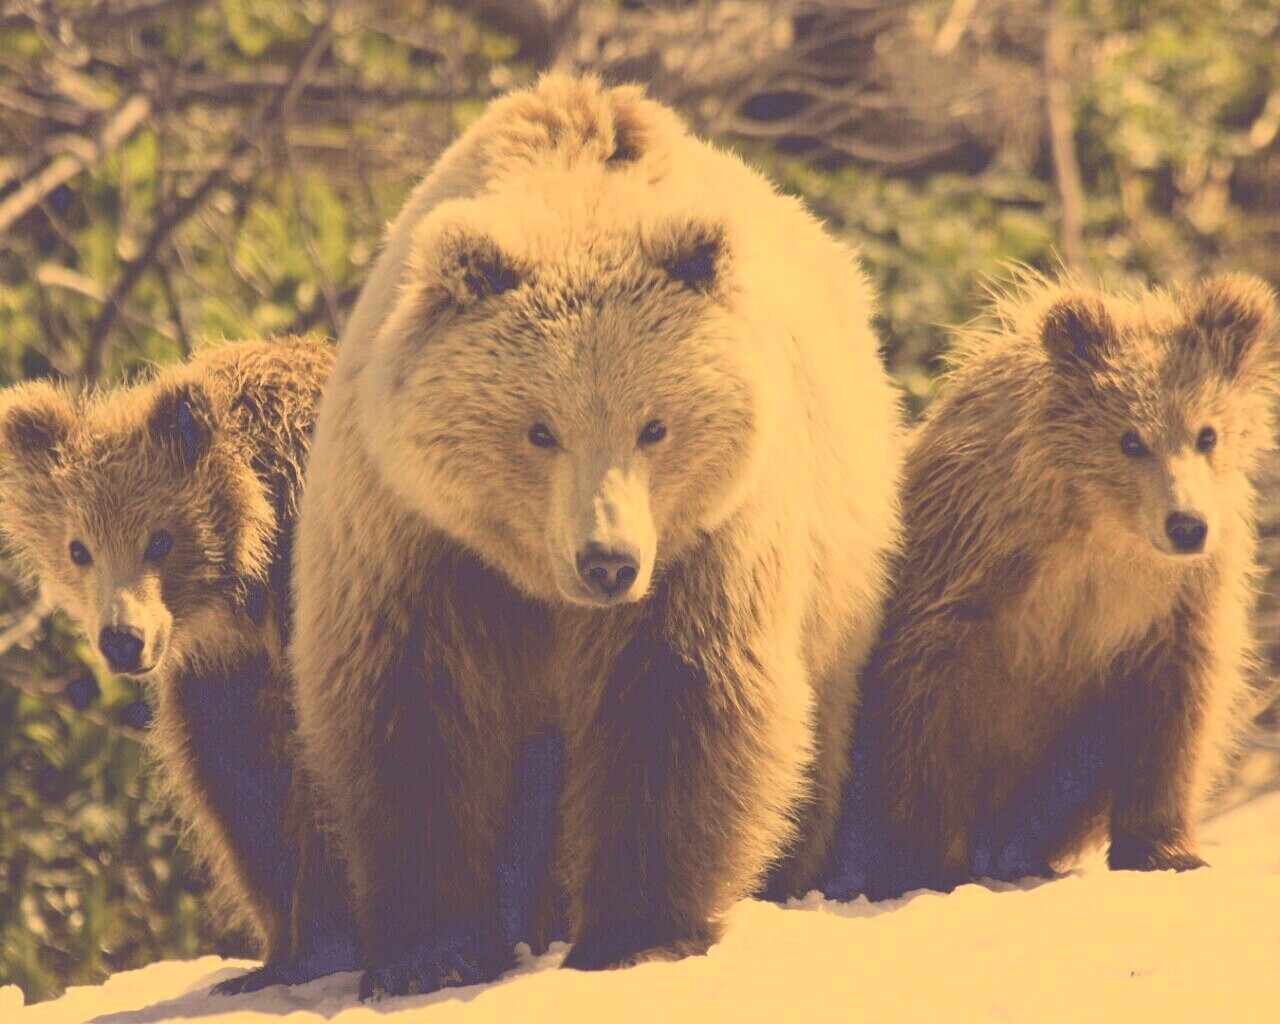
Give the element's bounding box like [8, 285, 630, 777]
[0, 338, 355, 992]
[830, 273, 1278, 900]
[291, 74, 903, 998]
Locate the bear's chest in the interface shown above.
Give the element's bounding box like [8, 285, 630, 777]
[999, 535, 1180, 688]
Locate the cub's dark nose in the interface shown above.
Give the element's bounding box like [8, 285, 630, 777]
[99, 626, 144, 673]
[577, 544, 639, 599]
[1165, 512, 1208, 554]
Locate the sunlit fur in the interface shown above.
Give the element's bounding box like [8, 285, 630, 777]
[858, 271, 1278, 886]
[291, 73, 903, 993]
[0, 338, 351, 983]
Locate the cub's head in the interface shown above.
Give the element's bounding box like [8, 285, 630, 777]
[1037, 274, 1278, 560]
[0, 378, 273, 676]
[361, 195, 773, 607]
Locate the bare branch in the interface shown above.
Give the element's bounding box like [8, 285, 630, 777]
[444, 0, 580, 65]
[157, 257, 192, 357]
[935, 0, 981, 55]
[0, 93, 151, 235]
[0, 0, 207, 31]
[1044, 0, 1086, 271]
[161, 71, 475, 108]
[285, 281, 360, 337]
[80, 9, 336, 380]
[35, 263, 180, 341]
[281, 111, 341, 338]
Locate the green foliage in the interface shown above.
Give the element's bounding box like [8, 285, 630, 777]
[773, 159, 1057, 410]
[0, 0, 526, 1002]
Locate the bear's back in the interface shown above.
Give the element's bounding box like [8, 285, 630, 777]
[176, 336, 334, 637]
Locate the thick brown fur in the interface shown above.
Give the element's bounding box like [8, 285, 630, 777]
[859, 271, 1278, 887]
[0, 337, 353, 992]
[291, 74, 903, 997]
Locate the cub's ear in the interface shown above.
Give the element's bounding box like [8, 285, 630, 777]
[0, 382, 74, 473]
[149, 382, 214, 469]
[1040, 292, 1116, 368]
[417, 221, 524, 313]
[1188, 274, 1278, 379]
[646, 218, 729, 296]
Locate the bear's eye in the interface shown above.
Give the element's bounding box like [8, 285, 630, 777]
[69, 540, 92, 567]
[528, 424, 558, 449]
[1196, 426, 1217, 453]
[639, 420, 668, 445]
[145, 530, 174, 561]
[1120, 431, 1148, 458]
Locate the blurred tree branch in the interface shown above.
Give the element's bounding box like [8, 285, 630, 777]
[1043, 0, 1085, 271]
[35, 264, 180, 341]
[0, 0, 208, 32]
[448, 0, 580, 65]
[80, 8, 336, 379]
[0, 93, 151, 235]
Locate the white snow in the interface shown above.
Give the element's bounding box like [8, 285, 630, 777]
[12, 791, 1280, 1024]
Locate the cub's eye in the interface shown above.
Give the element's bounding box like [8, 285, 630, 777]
[638, 419, 668, 445]
[1120, 431, 1148, 458]
[69, 540, 92, 566]
[145, 530, 174, 561]
[1196, 426, 1217, 453]
[528, 424, 558, 449]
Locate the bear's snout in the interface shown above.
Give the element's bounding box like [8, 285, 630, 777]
[1165, 512, 1208, 554]
[99, 625, 146, 674]
[576, 543, 640, 601]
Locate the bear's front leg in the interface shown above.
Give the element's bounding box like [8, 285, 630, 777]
[293, 548, 522, 1000]
[352, 641, 516, 1001]
[1107, 605, 1220, 874]
[562, 549, 813, 971]
[1100, 604, 1228, 875]
[849, 634, 978, 901]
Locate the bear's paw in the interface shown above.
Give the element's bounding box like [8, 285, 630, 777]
[358, 933, 500, 1001]
[211, 934, 359, 996]
[1108, 835, 1208, 873]
[563, 926, 711, 972]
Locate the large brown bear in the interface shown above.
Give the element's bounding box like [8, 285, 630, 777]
[291, 74, 903, 998]
[0, 338, 356, 994]
[832, 274, 1277, 900]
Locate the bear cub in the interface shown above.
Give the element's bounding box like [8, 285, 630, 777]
[825, 274, 1278, 901]
[0, 338, 356, 993]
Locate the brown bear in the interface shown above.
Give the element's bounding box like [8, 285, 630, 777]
[290, 74, 903, 998]
[0, 338, 356, 993]
[836, 273, 1277, 899]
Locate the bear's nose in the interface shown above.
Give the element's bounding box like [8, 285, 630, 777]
[577, 544, 640, 599]
[99, 626, 145, 673]
[1165, 512, 1208, 554]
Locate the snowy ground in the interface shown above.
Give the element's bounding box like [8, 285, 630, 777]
[10, 790, 1279, 1024]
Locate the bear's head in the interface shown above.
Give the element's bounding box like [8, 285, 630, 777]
[0, 375, 275, 676]
[360, 192, 774, 607]
[1036, 274, 1279, 561]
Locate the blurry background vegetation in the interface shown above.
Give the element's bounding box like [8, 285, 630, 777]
[0, 0, 1277, 1003]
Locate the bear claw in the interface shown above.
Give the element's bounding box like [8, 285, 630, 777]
[358, 935, 494, 1001]
[1109, 839, 1207, 873]
[210, 935, 358, 996]
[211, 964, 288, 996]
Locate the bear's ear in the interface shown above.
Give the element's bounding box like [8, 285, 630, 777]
[424, 223, 524, 313]
[149, 382, 214, 470]
[649, 219, 728, 296]
[0, 382, 74, 474]
[1040, 292, 1116, 368]
[1187, 274, 1278, 379]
